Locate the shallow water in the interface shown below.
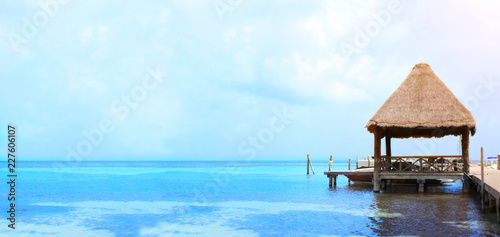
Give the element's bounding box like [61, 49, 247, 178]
[2, 161, 499, 236]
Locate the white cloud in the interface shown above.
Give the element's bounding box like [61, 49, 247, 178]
[68, 76, 106, 93]
[80, 27, 93, 42]
[301, 16, 326, 47]
[79, 26, 109, 43]
[1, 0, 500, 159]
[278, 51, 370, 103]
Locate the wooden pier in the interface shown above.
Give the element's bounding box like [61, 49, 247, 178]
[324, 170, 372, 187]
[326, 155, 467, 192]
[325, 170, 463, 191]
[467, 163, 500, 221]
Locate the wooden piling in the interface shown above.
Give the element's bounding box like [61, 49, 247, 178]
[307, 154, 315, 174]
[418, 179, 425, 192]
[373, 128, 381, 192]
[356, 155, 359, 169]
[489, 194, 495, 211]
[481, 147, 484, 199]
[307, 154, 310, 174]
[496, 197, 500, 222]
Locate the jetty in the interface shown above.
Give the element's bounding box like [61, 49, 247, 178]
[325, 156, 465, 191]
[325, 63, 476, 192]
[467, 157, 500, 221]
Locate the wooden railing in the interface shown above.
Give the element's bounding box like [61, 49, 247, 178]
[380, 155, 464, 173]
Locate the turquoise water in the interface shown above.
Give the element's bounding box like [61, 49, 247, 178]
[2, 161, 500, 236]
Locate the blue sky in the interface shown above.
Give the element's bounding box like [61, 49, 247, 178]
[1, 0, 499, 161]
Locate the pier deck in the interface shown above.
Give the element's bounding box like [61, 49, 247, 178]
[325, 164, 500, 221]
[468, 164, 500, 220]
[469, 164, 500, 198]
[324, 169, 463, 191]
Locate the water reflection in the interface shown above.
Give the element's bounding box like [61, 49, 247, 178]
[361, 181, 500, 236]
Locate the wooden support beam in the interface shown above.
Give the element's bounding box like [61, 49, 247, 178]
[329, 175, 332, 187]
[463, 175, 470, 192]
[489, 194, 495, 212]
[307, 154, 310, 175]
[462, 127, 470, 174]
[385, 136, 391, 156]
[481, 147, 484, 199]
[385, 136, 391, 171]
[348, 158, 351, 171]
[373, 127, 382, 192]
[418, 179, 425, 192]
[497, 197, 500, 222]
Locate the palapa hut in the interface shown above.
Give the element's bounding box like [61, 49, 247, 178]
[366, 62, 476, 192]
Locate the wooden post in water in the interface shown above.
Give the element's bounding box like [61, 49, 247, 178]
[307, 154, 315, 174]
[418, 179, 425, 192]
[373, 127, 382, 192]
[481, 147, 484, 200]
[329, 155, 332, 171]
[489, 194, 495, 211]
[497, 197, 500, 222]
[307, 154, 310, 174]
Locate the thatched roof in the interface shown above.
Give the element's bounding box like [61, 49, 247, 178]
[366, 62, 476, 138]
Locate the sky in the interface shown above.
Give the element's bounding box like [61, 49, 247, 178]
[0, 0, 499, 161]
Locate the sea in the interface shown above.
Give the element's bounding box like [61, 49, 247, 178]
[1, 161, 500, 236]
